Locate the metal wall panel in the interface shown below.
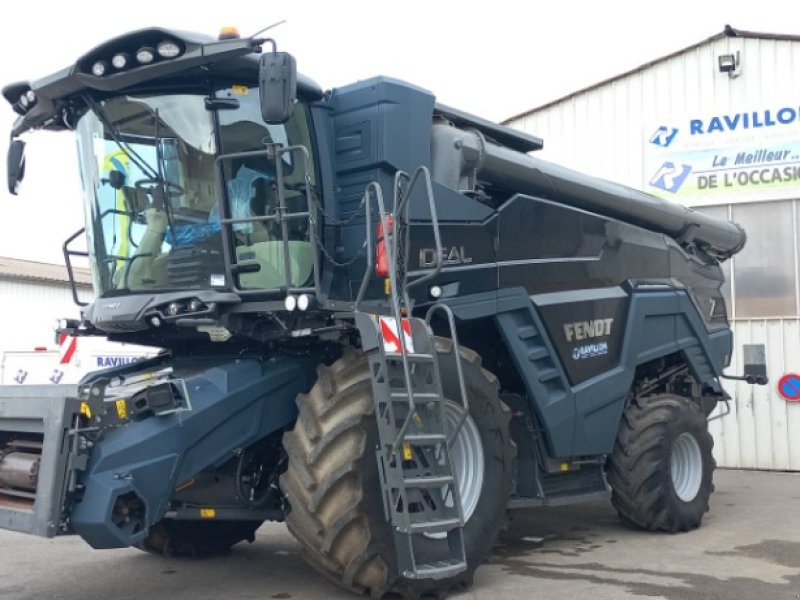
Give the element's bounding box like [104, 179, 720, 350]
[710, 319, 800, 470]
[512, 37, 794, 192]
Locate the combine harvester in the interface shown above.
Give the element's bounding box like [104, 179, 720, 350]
[0, 26, 766, 598]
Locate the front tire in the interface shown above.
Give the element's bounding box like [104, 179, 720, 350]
[280, 341, 514, 598]
[607, 393, 715, 532]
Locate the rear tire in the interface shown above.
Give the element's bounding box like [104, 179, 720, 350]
[607, 393, 715, 532]
[137, 519, 261, 556]
[280, 341, 514, 598]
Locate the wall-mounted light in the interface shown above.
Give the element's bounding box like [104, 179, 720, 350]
[718, 51, 741, 78]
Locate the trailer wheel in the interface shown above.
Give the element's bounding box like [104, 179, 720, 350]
[280, 341, 514, 598]
[136, 519, 262, 556]
[607, 393, 715, 533]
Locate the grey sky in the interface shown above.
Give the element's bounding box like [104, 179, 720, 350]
[0, 0, 794, 264]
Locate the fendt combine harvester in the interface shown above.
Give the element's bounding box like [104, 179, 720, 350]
[0, 27, 767, 598]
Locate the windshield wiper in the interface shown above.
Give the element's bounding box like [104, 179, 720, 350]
[83, 94, 178, 243]
[153, 108, 178, 244]
[82, 94, 159, 180]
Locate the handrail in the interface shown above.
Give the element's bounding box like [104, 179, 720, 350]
[214, 143, 320, 296]
[394, 167, 444, 296]
[425, 303, 469, 445]
[354, 182, 378, 310]
[63, 227, 90, 307]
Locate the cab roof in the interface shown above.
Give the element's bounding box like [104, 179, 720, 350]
[2, 27, 322, 136]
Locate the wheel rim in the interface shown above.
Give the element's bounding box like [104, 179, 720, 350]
[425, 400, 485, 540]
[670, 432, 703, 502]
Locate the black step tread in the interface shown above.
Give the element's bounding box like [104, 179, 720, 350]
[527, 346, 549, 361]
[538, 368, 562, 383]
[518, 325, 540, 340]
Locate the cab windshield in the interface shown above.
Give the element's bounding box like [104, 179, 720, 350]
[76, 86, 315, 297]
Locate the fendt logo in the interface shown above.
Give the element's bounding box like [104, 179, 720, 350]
[649, 162, 692, 193]
[564, 318, 613, 342]
[649, 126, 679, 148]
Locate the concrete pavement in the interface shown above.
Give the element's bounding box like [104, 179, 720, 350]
[0, 469, 798, 599]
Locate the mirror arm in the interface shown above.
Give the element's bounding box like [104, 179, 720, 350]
[720, 372, 769, 386]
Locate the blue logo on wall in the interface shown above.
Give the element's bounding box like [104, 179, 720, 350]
[649, 126, 679, 148]
[649, 162, 692, 193]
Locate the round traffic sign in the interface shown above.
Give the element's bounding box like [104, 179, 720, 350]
[777, 373, 800, 401]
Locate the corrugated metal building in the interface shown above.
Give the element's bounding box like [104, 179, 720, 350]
[505, 26, 800, 470]
[0, 256, 91, 352]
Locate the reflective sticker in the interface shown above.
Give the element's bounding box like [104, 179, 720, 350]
[80, 402, 92, 419]
[231, 85, 249, 95]
[200, 508, 216, 519]
[210, 274, 225, 287]
[402, 443, 413, 461]
[115, 399, 128, 420]
[378, 317, 414, 354]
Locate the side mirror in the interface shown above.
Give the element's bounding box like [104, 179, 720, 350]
[7, 138, 25, 195]
[259, 52, 297, 124]
[743, 343, 768, 385]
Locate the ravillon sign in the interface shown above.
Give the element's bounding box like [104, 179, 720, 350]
[643, 103, 800, 206]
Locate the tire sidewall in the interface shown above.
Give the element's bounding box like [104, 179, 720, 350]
[432, 343, 513, 567]
[358, 342, 514, 587]
[664, 402, 714, 523]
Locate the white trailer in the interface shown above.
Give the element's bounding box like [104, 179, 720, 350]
[1, 336, 158, 385]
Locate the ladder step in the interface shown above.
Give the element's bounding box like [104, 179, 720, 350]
[404, 433, 447, 444]
[405, 559, 467, 580]
[407, 517, 462, 533]
[390, 391, 441, 400]
[385, 353, 434, 362]
[404, 475, 454, 487]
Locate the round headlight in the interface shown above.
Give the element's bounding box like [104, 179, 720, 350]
[284, 295, 297, 312]
[297, 294, 311, 311]
[25, 90, 35, 103]
[18, 94, 29, 108]
[167, 302, 182, 317]
[136, 47, 155, 64]
[157, 41, 181, 58]
[91, 61, 109, 76]
[111, 53, 129, 69]
[188, 298, 205, 313]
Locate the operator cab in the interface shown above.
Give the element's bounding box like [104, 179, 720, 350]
[76, 83, 316, 296]
[4, 27, 325, 341]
